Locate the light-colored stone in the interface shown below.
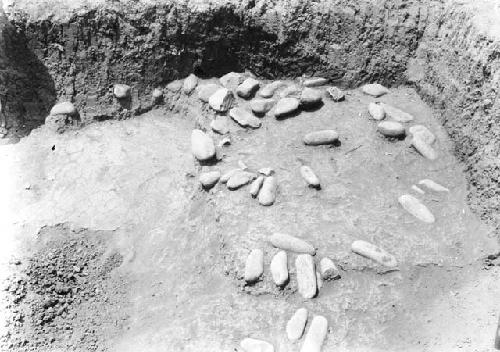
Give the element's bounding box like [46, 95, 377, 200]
[303, 130, 339, 146]
[210, 117, 229, 134]
[220, 169, 239, 184]
[412, 185, 425, 194]
[209, 88, 234, 112]
[199, 171, 221, 189]
[220, 72, 245, 90]
[219, 137, 231, 147]
[250, 176, 265, 198]
[326, 86, 345, 102]
[286, 308, 308, 342]
[409, 125, 435, 145]
[191, 129, 216, 161]
[296, 254, 317, 299]
[244, 249, 264, 283]
[381, 103, 414, 122]
[258, 176, 277, 206]
[300, 88, 323, 107]
[259, 81, 285, 98]
[300, 315, 328, 352]
[227, 170, 256, 190]
[166, 80, 182, 92]
[316, 271, 323, 291]
[50, 102, 78, 116]
[240, 338, 274, 352]
[238, 160, 248, 170]
[368, 102, 385, 120]
[377, 121, 406, 138]
[152, 88, 163, 103]
[229, 107, 261, 129]
[113, 84, 131, 99]
[418, 179, 449, 192]
[351, 240, 398, 267]
[274, 98, 300, 118]
[304, 77, 328, 87]
[279, 85, 302, 98]
[319, 257, 340, 280]
[361, 83, 389, 97]
[258, 167, 274, 176]
[412, 136, 438, 160]
[197, 83, 221, 102]
[269, 233, 315, 255]
[45, 113, 78, 133]
[270, 250, 288, 286]
[237, 77, 260, 99]
[251, 98, 275, 114]
[183, 73, 198, 94]
[300, 165, 321, 189]
[398, 194, 435, 223]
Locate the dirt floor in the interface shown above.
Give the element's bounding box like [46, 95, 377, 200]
[1, 80, 499, 351]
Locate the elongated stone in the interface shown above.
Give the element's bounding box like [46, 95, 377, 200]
[398, 194, 435, 223]
[166, 80, 182, 92]
[251, 98, 275, 114]
[258, 176, 277, 206]
[316, 271, 323, 291]
[279, 85, 302, 98]
[191, 129, 215, 161]
[240, 338, 274, 352]
[377, 121, 405, 138]
[210, 117, 229, 134]
[286, 308, 308, 341]
[412, 137, 438, 160]
[50, 102, 78, 116]
[269, 233, 315, 255]
[381, 103, 414, 122]
[113, 84, 131, 99]
[259, 81, 285, 98]
[303, 130, 339, 145]
[275, 98, 300, 118]
[197, 83, 220, 102]
[209, 88, 234, 112]
[351, 240, 398, 267]
[227, 171, 256, 190]
[296, 254, 317, 299]
[409, 125, 435, 145]
[229, 107, 261, 129]
[237, 77, 260, 99]
[300, 88, 323, 108]
[304, 77, 328, 87]
[368, 102, 385, 120]
[244, 249, 264, 283]
[418, 179, 449, 192]
[182, 73, 198, 94]
[258, 167, 274, 176]
[326, 86, 345, 102]
[300, 165, 320, 189]
[319, 257, 340, 280]
[220, 169, 240, 184]
[361, 83, 389, 97]
[199, 171, 220, 189]
[250, 176, 265, 198]
[300, 315, 328, 352]
[270, 250, 288, 286]
[220, 72, 244, 90]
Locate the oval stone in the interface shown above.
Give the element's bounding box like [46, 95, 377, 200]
[412, 136, 438, 160]
[398, 194, 435, 223]
[361, 83, 389, 97]
[274, 98, 300, 118]
[300, 315, 328, 352]
[249, 176, 265, 198]
[251, 98, 275, 115]
[303, 130, 339, 146]
[182, 73, 198, 94]
[229, 107, 261, 129]
[418, 179, 449, 192]
[259, 81, 285, 98]
[258, 176, 277, 206]
[237, 77, 260, 99]
[227, 171, 256, 190]
[113, 84, 131, 99]
[209, 88, 234, 112]
[286, 308, 308, 341]
[244, 249, 264, 283]
[377, 121, 405, 138]
[303, 77, 328, 87]
[409, 125, 435, 145]
[269, 233, 315, 255]
[380, 103, 414, 122]
[300, 165, 320, 189]
[199, 171, 221, 189]
[296, 254, 317, 299]
[191, 129, 215, 161]
[50, 102, 78, 116]
[351, 240, 398, 267]
[270, 250, 288, 286]
[368, 102, 385, 120]
[319, 257, 340, 280]
[210, 117, 229, 135]
[300, 88, 322, 107]
[240, 338, 274, 352]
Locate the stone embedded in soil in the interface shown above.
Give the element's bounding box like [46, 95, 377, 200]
[409, 125, 436, 145]
[229, 107, 262, 129]
[220, 169, 240, 184]
[199, 171, 221, 189]
[380, 103, 414, 122]
[219, 137, 231, 146]
[286, 308, 308, 341]
[300, 315, 328, 352]
[219, 72, 245, 90]
[210, 117, 229, 134]
[249, 176, 265, 198]
[361, 83, 389, 97]
[209, 88, 234, 112]
[418, 179, 449, 192]
[166, 80, 182, 92]
[303, 77, 328, 87]
[238, 160, 249, 170]
[152, 88, 163, 103]
[258, 176, 277, 206]
[279, 85, 302, 98]
[269, 233, 315, 255]
[274, 98, 300, 118]
[240, 338, 274, 352]
[319, 257, 340, 280]
[412, 136, 438, 160]
[227, 170, 256, 190]
[191, 129, 216, 161]
[300, 88, 323, 108]
[46, 103, 80, 133]
[326, 86, 345, 102]
[270, 250, 288, 286]
[303, 130, 339, 146]
[300, 165, 321, 189]
[368, 102, 385, 120]
[377, 121, 406, 138]
[295, 254, 317, 299]
[197, 83, 221, 102]
[50, 101, 78, 116]
[398, 194, 435, 223]
[113, 84, 131, 99]
[251, 98, 275, 114]
[258, 167, 274, 176]
[351, 240, 398, 267]
[259, 81, 285, 98]
[237, 77, 260, 99]
[244, 249, 264, 283]
[183, 73, 198, 94]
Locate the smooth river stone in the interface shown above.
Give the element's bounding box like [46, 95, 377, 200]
[258, 176, 277, 206]
[296, 254, 317, 299]
[300, 165, 321, 189]
[210, 116, 229, 134]
[249, 176, 265, 198]
[368, 102, 385, 120]
[199, 171, 221, 189]
[351, 240, 398, 267]
[182, 73, 198, 94]
[197, 83, 220, 102]
[279, 85, 302, 98]
[269, 233, 315, 255]
[191, 129, 215, 161]
[303, 130, 339, 146]
[286, 308, 308, 341]
[237, 77, 260, 98]
[113, 84, 131, 99]
[326, 86, 345, 102]
[229, 107, 261, 129]
[418, 179, 449, 192]
[240, 338, 274, 352]
[412, 136, 438, 160]
[409, 125, 436, 145]
[251, 98, 275, 114]
[244, 249, 264, 283]
[219, 72, 245, 90]
[361, 83, 389, 97]
[380, 103, 414, 122]
[303, 77, 328, 87]
[300, 88, 323, 107]
[377, 121, 405, 138]
[209, 88, 234, 112]
[275, 98, 300, 118]
[50, 102, 78, 116]
[270, 250, 288, 286]
[319, 257, 340, 280]
[398, 194, 435, 223]
[227, 171, 256, 190]
[300, 315, 328, 352]
[259, 81, 285, 98]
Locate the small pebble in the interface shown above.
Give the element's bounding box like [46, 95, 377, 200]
[411, 185, 425, 194]
[210, 117, 229, 134]
[398, 194, 435, 223]
[191, 129, 216, 161]
[199, 171, 221, 189]
[269, 233, 315, 255]
[152, 88, 163, 103]
[368, 102, 385, 120]
[361, 83, 389, 97]
[259, 81, 285, 98]
[229, 107, 261, 129]
[296, 254, 317, 299]
[300, 88, 323, 108]
[326, 87, 345, 102]
[258, 176, 277, 206]
[377, 121, 405, 138]
[183, 73, 198, 94]
[227, 171, 256, 190]
[409, 125, 435, 145]
[197, 83, 221, 103]
[351, 240, 398, 267]
[240, 338, 274, 352]
[237, 77, 260, 99]
[270, 250, 288, 286]
[219, 137, 231, 147]
[286, 308, 308, 341]
[244, 249, 264, 283]
[418, 179, 449, 192]
[300, 165, 321, 189]
[251, 98, 275, 115]
[258, 167, 274, 176]
[219, 72, 245, 90]
[380, 103, 414, 122]
[300, 315, 328, 352]
[319, 257, 340, 280]
[113, 84, 131, 99]
[303, 130, 339, 146]
[274, 98, 300, 118]
[249, 176, 265, 198]
[220, 169, 239, 184]
[50, 102, 78, 116]
[303, 77, 328, 87]
[412, 136, 438, 160]
[209, 88, 234, 112]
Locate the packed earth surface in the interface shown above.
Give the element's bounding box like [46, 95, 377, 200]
[0, 0, 500, 352]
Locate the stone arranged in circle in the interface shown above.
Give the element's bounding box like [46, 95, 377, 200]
[303, 77, 328, 87]
[300, 165, 321, 189]
[220, 169, 240, 184]
[418, 179, 449, 192]
[199, 171, 221, 189]
[229, 107, 262, 129]
[220, 72, 245, 90]
[319, 257, 340, 280]
[270, 250, 288, 286]
[251, 98, 275, 115]
[409, 125, 435, 145]
[300, 315, 328, 352]
[412, 136, 438, 160]
[377, 121, 406, 138]
[237, 77, 260, 99]
[351, 240, 398, 267]
[249, 176, 265, 198]
[326, 86, 345, 102]
[197, 83, 221, 102]
[209, 88, 234, 112]
[380, 103, 414, 122]
[398, 194, 435, 223]
[300, 88, 323, 108]
[269, 233, 316, 255]
[295, 254, 317, 299]
[227, 171, 256, 190]
[368, 102, 385, 120]
[258, 176, 277, 206]
[183, 73, 198, 94]
[303, 130, 339, 146]
[210, 117, 229, 134]
[113, 84, 131, 99]
[286, 308, 308, 341]
[191, 129, 216, 161]
[361, 83, 389, 97]
[244, 249, 264, 283]
[259, 81, 285, 98]
[240, 338, 274, 352]
[279, 86, 302, 98]
[274, 98, 300, 118]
